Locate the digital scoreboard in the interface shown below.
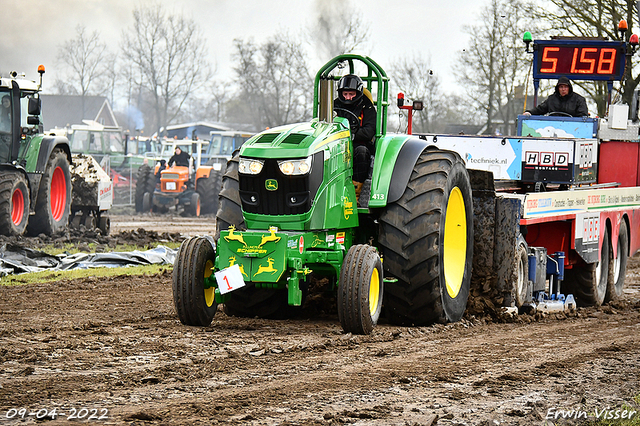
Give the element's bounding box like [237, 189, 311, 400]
[533, 40, 626, 81]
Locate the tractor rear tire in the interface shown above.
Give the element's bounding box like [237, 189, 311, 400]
[173, 236, 218, 326]
[379, 147, 473, 326]
[606, 220, 628, 302]
[197, 169, 222, 215]
[27, 148, 71, 236]
[337, 245, 384, 335]
[135, 164, 155, 212]
[215, 153, 245, 240]
[0, 171, 30, 236]
[563, 227, 610, 306]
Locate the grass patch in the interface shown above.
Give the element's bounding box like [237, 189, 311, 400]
[1, 264, 173, 286]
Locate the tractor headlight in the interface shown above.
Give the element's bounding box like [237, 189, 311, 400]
[278, 156, 312, 175]
[239, 158, 264, 174]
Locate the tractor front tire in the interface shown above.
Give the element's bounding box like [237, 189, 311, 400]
[0, 171, 30, 236]
[189, 192, 201, 217]
[379, 148, 473, 326]
[338, 244, 384, 335]
[173, 236, 218, 326]
[27, 148, 71, 236]
[564, 227, 610, 306]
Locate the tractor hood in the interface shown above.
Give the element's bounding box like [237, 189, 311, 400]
[240, 118, 351, 159]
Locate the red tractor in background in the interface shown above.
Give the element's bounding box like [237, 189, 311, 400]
[135, 139, 219, 216]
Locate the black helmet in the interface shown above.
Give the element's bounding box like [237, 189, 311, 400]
[338, 74, 364, 105]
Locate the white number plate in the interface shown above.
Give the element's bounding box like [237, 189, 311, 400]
[214, 264, 246, 294]
[166, 182, 176, 190]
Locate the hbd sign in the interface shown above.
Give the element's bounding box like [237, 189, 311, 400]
[525, 151, 570, 168]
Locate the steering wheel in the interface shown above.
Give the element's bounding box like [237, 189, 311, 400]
[334, 107, 360, 135]
[546, 111, 573, 117]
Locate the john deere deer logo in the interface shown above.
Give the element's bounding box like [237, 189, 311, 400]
[224, 225, 247, 247]
[258, 227, 281, 248]
[265, 179, 278, 191]
[228, 256, 248, 278]
[254, 257, 278, 277]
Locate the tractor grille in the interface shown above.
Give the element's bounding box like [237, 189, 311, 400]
[239, 152, 323, 216]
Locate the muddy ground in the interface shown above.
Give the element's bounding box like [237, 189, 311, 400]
[0, 214, 639, 425]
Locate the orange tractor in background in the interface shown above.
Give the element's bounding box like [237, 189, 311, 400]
[135, 139, 219, 216]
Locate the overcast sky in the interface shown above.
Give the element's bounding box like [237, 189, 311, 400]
[2, 0, 485, 98]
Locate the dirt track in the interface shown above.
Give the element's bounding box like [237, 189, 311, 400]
[1, 215, 639, 425]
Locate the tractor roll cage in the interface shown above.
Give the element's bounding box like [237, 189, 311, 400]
[313, 54, 390, 140]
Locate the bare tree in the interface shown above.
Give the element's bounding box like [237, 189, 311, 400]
[120, 3, 212, 136]
[310, 0, 370, 61]
[531, 0, 638, 115]
[230, 32, 312, 130]
[390, 54, 448, 133]
[454, 0, 536, 134]
[56, 26, 109, 117]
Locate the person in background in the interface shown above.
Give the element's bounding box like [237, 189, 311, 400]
[168, 146, 190, 167]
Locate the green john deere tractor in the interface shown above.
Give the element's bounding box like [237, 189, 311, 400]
[173, 55, 474, 334]
[0, 66, 73, 236]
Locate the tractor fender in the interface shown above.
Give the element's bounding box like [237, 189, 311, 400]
[195, 166, 212, 180]
[36, 136, 72, 172]
[387, 137, 432, 204]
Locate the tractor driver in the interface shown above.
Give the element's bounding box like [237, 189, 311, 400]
[334, 74, 376, 200]
[0, 95, 11, 132]
[168, 146, 191, 168]
[524, 77, 588, 117]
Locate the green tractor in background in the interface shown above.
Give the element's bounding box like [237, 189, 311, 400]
[0, 66, 73, 236]
[173, 55, 474, 334]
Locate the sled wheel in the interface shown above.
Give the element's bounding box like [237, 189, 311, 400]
[172, 236, 218, 326]
[215, 152, 245, 240]
[197, 169, 222, 215]
[564, 227, 610, 306]
[514, 234, 530, 307]
[606, 220, 628, 302]
[83, 214, 96, 230]
[0, 171, 30, 236]
[337, 244, 383, 335]
[379, 148, 473, 325]
[135, 164, 155, 212]
[98, 215, 110, 235]
[190, 192, 201, 217]
[28, 148, 71, 236]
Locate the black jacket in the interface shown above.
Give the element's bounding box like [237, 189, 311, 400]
[168, 150, 190, 167]
[527, 77, 588, 117]
[334, 96, 376, 145]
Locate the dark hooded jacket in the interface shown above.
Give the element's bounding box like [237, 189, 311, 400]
[526, 77, 588, 117]
[334, 95, 376, 147]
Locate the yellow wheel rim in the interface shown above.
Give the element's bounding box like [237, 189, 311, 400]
[204, 260, 215, 307]
[443, 186, 467, 299]
[369, 268, 380, 316]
